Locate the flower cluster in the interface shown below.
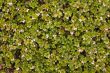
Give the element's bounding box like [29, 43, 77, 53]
[0, 0, 110, 73]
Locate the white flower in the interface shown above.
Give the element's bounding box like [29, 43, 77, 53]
[18, 43, 21, 46]
[86, 30, 88, 32]
[96, 65, 98, 68]
[43, 29, 46, 31]
[107, 14, 110, 17]
[66, 17, 69, 20]
[46, 34, 49, 38]
[7, 9, 9, 13]
[83, 37, 85, 40]
[73, 27, 77, 30]
[27, 26, 31, 28]
[36, 13, 40, 16]
[8, 2, 13, 6]
[30, 66, 35, 69]
[100, 17, 103, 20]
[103, 56, 106, 58]
[70, 31, 74, 35]
[11, 58, 15, 61]
[40, 11, 43, 13]
[78, 49, 83, 52]
[91, 61, 94, 64]
[21, 55, 25, 58]
[99, 0, 101, 2]
[46, 14, 49, 16]
[102, 68, 106, 72]
[14, 29, 16, 32]
[94, 50, 97, 54]
[59, 32, 61, 34]
[79, 19, 82, 22]
[54, 13, 57, 17]
[97, 59, 101, 62]
[61, 55, 64, 57]
[53, 35, 56, 38]
[93, 41, 96, 44]
[48, 21, 52, 24]
[103, 3, 106, 6]
[27, 36, 31, 38]
[26, 9, 29, 12]
[16, 67, 20, 70]
[36, 30, 39, 32]
[19, 29, 24, 33]
[34, 44, 36, 47]
[32, 17, 35, 20]
[55, 68, 58, 70]
[16, 8, 19, 11]
[32, 39, 35, 42]
[25, 48, 27, 52]
[105, 28, 108, 31]
[65, 28, 68, 31]
[21, 20, 26, 23]
[3, 24, 7, 27]
[81, 61, 84, 64]
[71, 20, 74, 23]
[83, 9, 86, 12]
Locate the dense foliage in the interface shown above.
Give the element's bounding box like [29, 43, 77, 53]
[0, 0, 110, 73]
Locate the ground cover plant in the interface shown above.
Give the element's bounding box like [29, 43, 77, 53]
[0, 0, 110, 73]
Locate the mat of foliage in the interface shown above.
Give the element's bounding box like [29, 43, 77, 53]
[0, 0, 110, 73]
